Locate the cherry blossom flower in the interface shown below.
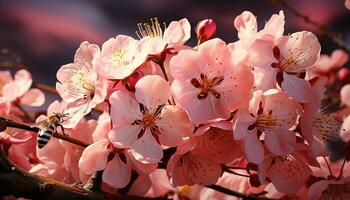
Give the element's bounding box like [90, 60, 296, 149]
[170, 38, 254, 125]
[93, 35, 148, 80]
[308, 49, 348, 77]
[166, 140, 222, 186]
[2, 69, 45, 107]
[300, 77, 342, 156]
[346, 0, 350, 10]
[56, 41, 108, 128]
[308, 177, 350, 200]
[136, 18, 191, 55]
[109, 75, 193, 164]
[234, 89, 301, 164]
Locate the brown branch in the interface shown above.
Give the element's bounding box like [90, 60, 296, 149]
[0, 148, 157, 200]
[206, 185, 273, 200]
[267, 0, 350, 53]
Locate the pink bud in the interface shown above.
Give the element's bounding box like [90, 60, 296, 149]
[338, 68, 350, 82]
[195, 19, 216, 42]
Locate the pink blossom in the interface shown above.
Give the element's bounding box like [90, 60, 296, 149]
[258, 155, 312, 194]
[170, 38, 254, 125]
[108, 75, 193, 164]
[234, 89, 301, 164]
[93, 35, 148, 79]
[308, 177, 350, 200]
[346, 0, 350, 10]
[2, 69, 45, 107]
[308, 49, 348, 77]
[341, 84, 350, 108]
[300, 77, 342, 156]
[56, 41, 108, 128]
[137, 18, 191, 55]
[166, 140, 222, 186]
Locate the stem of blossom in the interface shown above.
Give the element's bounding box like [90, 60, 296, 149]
[224, 168, 250, 178]
[322, 156, 334, 177]
[0, 48, 29, 70]
[158, 61, 169, 82]
[0, 116, 89, 148]
[268, 0, 350, 53]
[338, 158, 347, 178]
[206, 185, 273, 200]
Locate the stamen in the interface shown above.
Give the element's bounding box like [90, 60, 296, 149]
[312, 113, 342, 141]
[256, 113, 278, 131]
[192, 73, 224, 100]
[136, 18, 165, 39]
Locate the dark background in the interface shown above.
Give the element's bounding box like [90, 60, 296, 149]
[0, 0, 349, 87]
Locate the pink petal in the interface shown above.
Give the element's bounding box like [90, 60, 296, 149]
[130, 129, 163, 164]
[109, 90, 141, 127]
[163, 18, 191, 46]
[244, 133, 264, 164]
[331, 49, 348, 68]
[156, 105, 193, 147]
[92, 112, 111, 142]
[259, 10, 285, 38]
[128, 175, 152, 196]
[277, 31, 321, 73]
[346, 0, 350, 10]
[135, 75, 171, 112]
[125, 150, 157, 175]
[264, 129, 296, 155]
[182, 153, 222, 185]
[281, 73, 312, 103]
[308, 180, 330, 200]
[14, 69, 32, 93]
[74, 41, 99, 66]
[234, 11, 257, 40]
[20, 88, 45, 106]
[197, 39, 231, 71]
[267, 158, 312, 194]
[246, 38, 276, 67]
[102, 155, 131, 188]
[167, 156, 193, 186]
[78, 139, 111, 175]
[142, 36, 167, 55]
[108, 125, 140, 148]
[2, 82, 22, 101]
[341, 84, 350, 107]
[0, 71, 12, 85]
[233, 109, 257, 140]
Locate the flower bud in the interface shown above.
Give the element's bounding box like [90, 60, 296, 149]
[338, 68, 350, 83]
[196, 19, 216, 43]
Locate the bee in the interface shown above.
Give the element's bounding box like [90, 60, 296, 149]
[36, 112, 68, 149]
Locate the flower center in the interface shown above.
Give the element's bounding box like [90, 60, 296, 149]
[256, 113, 278, 132]
[69, 66, 96, 100]
[142, 113, 156, 127]
[320, 184, 344, 200]
[112, 49, 133, 66]
[191, 73, 224, 100]
[136, 18, 166, 39]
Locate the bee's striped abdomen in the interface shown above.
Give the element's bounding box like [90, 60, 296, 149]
[37, 126, 54, 149]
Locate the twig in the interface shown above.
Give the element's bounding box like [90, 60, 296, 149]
[206, 185, 273, 200]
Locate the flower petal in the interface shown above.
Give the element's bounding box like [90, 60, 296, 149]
[108, 125, 140, 148]
[244, 133, 264, 164]
[264, 129, 296, 155]
[281, 73, 312, 103]
[130, 129, 163, 164]
[20, 88, 45, 106]
[102, 155, 131, 188]
[135, 75, 171, 112]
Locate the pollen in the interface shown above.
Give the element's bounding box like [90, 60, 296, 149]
[112, 49, 131, 65]
[257, 113, 278, 131]
[136, 18, 166, 39]
[312, 113, 342, 141]
[142, 114, 155, 127]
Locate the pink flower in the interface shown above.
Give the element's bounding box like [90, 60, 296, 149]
[300, 77, 342, 156]
[234, 89, 301, 164]
[93, 35, 148, 79]
[56, 41, 108, 127]
[2, 69, 45, 107]
[258, 155, 312, 194]
[137, 18, 191, 55]
[170, 38, 254, 125]
[308, 49, 348, 77]
[196, 19, 216, 42]
[166, 140, 222, 186]
[341, 84, 350, 108]
[108, 75, 193, 164]
[308, 177, 350, 200]
[251, 31, 321, 103]
[346, 0, 350, 10]
[193, 121, 244, 164]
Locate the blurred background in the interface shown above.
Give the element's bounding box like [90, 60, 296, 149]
[0, 0, 349, 87]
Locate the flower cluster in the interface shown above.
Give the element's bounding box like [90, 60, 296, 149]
[1, 11, 350, 200]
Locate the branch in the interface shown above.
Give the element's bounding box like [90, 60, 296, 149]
[0, 147, 157, 200]
[206, 185, 273, 200]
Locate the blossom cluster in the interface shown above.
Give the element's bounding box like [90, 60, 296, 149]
[1, 10, 350, 200]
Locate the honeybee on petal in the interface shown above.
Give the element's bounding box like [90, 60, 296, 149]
[35, 112, 68, 149]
